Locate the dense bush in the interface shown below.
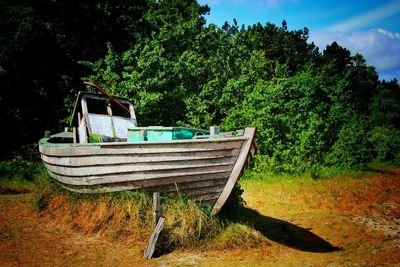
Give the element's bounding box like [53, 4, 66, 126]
[0, 144, 42, 182]
[325, 118, 375, 168]
[369, 126, 400, 163]
[2, 0, 399, 172]
[83, 1, 400, 172]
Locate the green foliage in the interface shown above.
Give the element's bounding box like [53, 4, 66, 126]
[2, 0, 399, 172]
[0, 144, 43, 182]
[325, 118, 374, 168]
[222, 70, 331, 173]
[369, 126, 400, 163]
[0, 158, 40, 182]
[0, 0, 150, 155]
[84, 7, 400, 172]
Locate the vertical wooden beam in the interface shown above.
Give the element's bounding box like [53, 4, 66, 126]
[153, 192, 160, 227]
[210, 126, 220, 136]
[81, 96, 92, 134]
[144, 192, 164, 259]
[139, 129, 148, 141]
[106, 102, 113, 116]
[81, 96, 88, 115]
[129, 103, 138, 127]
[72, 127, 77, 144]
[78, 116, 88, 144]
[107, 102, 117, 139]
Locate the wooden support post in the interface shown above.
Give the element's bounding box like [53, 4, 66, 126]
[73, 127, 77, 144]
[144, 192, 164, 259]
[143, 217, 165, 259]
[153, 192, 160, 227]
[139, 129, 148, 141]
[210, 126, 220, 137]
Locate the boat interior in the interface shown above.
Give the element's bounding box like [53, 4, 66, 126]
[46, 92, 217, 144]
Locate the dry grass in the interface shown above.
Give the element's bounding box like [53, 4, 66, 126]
[234, 168, 400, 266]
[211, 223, 267, 250]
[35, 183, 230, 250]
[37, 186, 154, 244]
[0, 168, 399, 266]
[34, 179, 262, 252]
[160, 197, 222, 249]
[241, 168, 400, 216]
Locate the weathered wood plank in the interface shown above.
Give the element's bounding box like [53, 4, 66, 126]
[40, 149, 239, 166]
[47, 168, 232, 186]
[152, 192, 160, 227]
[146, 180, 227, 195]
[43, 158, 235, 177]
[39, 138, 245, 157]
[188, 191, 221, 203]
[220, 129, 245, 137]
[58, 180, 225, 201]
[180, 184, 224, 196]
[51, 174, 228, 197]
[144, 217, 165, 259]
[212, 127, 256, 213]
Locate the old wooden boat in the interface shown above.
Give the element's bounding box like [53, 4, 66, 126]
[39, 86, 256, 213]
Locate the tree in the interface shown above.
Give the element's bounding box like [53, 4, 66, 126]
[0, 0, 149, 156]
[2, 0, 398, 171]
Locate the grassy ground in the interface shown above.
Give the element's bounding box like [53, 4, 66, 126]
[0, 168, 399, 266]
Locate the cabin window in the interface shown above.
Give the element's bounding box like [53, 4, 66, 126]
[86, 98, 131, 118]
[110, 101, 131, 117]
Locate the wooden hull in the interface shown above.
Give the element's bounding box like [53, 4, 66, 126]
[39, 127, 256, 212]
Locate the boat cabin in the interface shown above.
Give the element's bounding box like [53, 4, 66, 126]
[45, 91, 209, 144]
[70, 91, 137, 143]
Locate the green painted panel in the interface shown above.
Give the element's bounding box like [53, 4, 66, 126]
[147, 130, 173, 141]
[127, 128, 207, 142]
[128, 131, 144, 142]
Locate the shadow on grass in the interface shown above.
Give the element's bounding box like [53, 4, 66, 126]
[0, 184, 32, 195]
[222, 206, 341, 253]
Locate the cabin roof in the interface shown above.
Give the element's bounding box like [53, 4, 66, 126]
[70, 91, 132, 127]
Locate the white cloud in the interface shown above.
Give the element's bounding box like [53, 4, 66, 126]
[376, 28, 400, 39]
[329, 0, 400, 32]
[309, 28, 400, 81]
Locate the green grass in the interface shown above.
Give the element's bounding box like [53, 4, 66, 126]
[242, 161, 400, 183]
[0, 157, 48, 194]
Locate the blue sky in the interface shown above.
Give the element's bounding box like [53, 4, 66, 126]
[198, 0, 400, 81]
